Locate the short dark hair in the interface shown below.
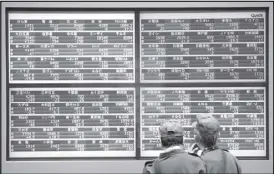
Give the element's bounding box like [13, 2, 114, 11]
[199, 132, 219, 147]
[160, 135, 184, 148]
[193, 115, 221, 148]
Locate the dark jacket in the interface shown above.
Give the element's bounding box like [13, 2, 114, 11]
[143, 149, 206, 174]
[201, 148, 242, 174]
[189, 144, 242, 174]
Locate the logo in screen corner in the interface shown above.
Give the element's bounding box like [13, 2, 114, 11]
[251, 14, 263, 18]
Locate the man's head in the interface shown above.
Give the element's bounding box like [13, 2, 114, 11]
[159, 120, 184, 148]
[192, 114, 221, 148]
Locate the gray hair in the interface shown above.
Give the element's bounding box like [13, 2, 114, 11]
[195, 129, 219, 148]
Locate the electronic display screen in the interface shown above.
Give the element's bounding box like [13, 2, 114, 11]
[9, 88, 135, 157]
[6, 11, 268, 159]
[140, 87, 266, 157]
[140, 12, 266, 82]
[9, 12, 135, 83]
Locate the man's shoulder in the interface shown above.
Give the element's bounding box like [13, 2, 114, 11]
[143, 151, 206, 174]
[218, 148, 236, 157]
[171, 151, 207, 173]
[173, 150, 204, 162]
[159, 149, 201, 159]
[203, 148, 239, 162]
[221, 149, 240, 161]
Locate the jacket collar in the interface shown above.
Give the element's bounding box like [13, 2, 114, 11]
[159, 148, 185, 160]
[164, 145, 182, 153]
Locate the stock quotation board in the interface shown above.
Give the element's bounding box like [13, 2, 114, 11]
[9, 13, 135, 83]
[9, 88, 135, 157]
[140, 12, 266, 82]
[7, 11, 267, 159]
[140, 87, 266, 157]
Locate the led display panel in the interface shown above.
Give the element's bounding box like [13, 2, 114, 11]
[140, 87, 266, 157]
[9, 12, 135, 83]
[140, 12, 266, 83]
[9, 88, 136, 157]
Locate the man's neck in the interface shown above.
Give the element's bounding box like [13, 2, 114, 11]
[197, 143, 218, 151]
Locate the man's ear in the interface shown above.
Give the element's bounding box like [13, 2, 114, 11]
[194, 128, 199, 136]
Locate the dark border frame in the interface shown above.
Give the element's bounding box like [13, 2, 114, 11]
[4, 7, 270, 161]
